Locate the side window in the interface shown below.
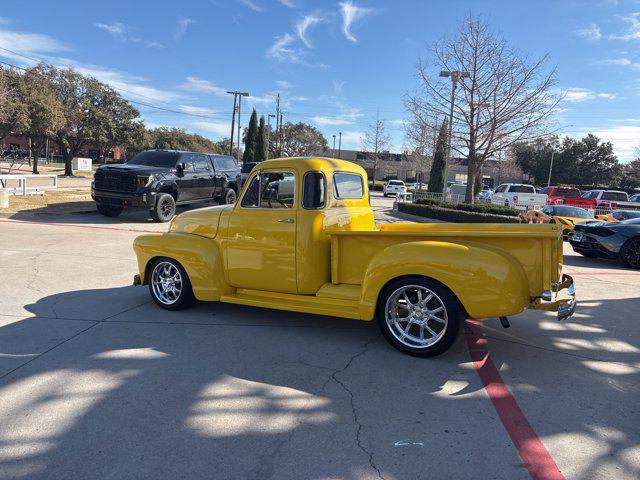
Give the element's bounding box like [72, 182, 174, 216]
[303, 172, 325, 209]
[241, 175, 260, 207]
[180, 154, 196, 172]
[261, 172, 295, 209]
[334, 173, 364, 199]
[240, 171, 295, 209]
[194, 155, 211, 172]
[495, 185, 506, 193]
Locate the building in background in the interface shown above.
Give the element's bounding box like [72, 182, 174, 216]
[2, 134, 127, 162]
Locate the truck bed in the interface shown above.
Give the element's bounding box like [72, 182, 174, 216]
[327, 222, 563, 300]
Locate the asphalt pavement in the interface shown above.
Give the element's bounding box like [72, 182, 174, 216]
[0, 196, 638, 480]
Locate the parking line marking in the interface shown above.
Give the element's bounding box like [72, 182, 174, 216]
[465, 319, 565, 480]
[0, 218, 159, 233]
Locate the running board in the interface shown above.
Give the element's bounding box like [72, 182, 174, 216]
[219, 288, 361, 319]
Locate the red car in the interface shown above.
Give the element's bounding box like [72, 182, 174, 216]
[540, 186, 592, 208]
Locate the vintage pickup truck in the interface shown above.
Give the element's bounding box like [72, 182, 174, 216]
[132, 157, 576, 357]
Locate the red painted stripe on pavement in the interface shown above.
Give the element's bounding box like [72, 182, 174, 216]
[465, 319, 565, 480]
[564, 271, 640, 276]
[0, 218, 159, 233]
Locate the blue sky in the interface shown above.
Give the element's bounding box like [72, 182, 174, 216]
[1, 0, 639, 161]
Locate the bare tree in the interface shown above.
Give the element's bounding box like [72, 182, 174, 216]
[362, 110, 391, 181]
[406, 15, 559, 202]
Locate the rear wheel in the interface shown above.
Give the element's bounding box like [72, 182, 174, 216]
[376, 276, 463, 357]
[148, 258, 195, 310]
[96, 204, 123, 217]
[151, 193, 176, 223]
[619, 237, 640, 269]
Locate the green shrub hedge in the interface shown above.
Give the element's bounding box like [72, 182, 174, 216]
[414, 197, 520, 217]
[367, 181, 385, 192]
[398, 202, 521, 223]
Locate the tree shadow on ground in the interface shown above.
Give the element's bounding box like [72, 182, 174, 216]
[0, 287, 638, 480]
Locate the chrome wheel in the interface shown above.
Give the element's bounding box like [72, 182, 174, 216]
[385, 284, 448, 349]
[151, 261, 183, 305]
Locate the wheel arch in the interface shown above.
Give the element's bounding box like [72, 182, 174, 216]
[134, 233, 233, 301]
[156, 183, 178, 200]
[358, 240, 530, 320]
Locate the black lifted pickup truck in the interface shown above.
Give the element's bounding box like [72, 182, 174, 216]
[92, 150, 240, 222]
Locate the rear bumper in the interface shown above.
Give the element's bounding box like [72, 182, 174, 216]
[531, 274, 576, 321]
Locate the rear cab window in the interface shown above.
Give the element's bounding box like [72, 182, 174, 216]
[334, 172, 364, 199]
[509, 185, 535, 193]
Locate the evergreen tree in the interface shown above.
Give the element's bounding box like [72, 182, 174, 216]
[256, 115, 268, 162]
[242, 109, 259, 164]
[428, 120, 448, 193]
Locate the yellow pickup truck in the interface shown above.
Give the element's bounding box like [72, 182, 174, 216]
[132, 157, 575, 357]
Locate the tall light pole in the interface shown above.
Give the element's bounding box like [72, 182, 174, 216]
[547, 150, 555, 187]
[332, 134, 336, 157]
[338, 132, 342, 159]
[439, 70, 469, 195]
[226, 91, 249, 160]
[267, 114, 276, 159]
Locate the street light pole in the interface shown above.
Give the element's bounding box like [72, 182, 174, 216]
[439, 70, 469, 195]
[267, 114, 276, 160]
[226, 91, 249, 160]
[338, 132, 342, 159]
[332, 134, 336, 157]
[547, 150, 555, 187]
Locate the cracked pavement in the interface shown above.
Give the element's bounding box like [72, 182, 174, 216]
[0, 199, 638, 480]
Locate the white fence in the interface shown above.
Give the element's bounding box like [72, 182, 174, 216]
[0, 174, 58, 196]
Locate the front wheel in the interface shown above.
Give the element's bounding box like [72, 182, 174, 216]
[151, 193, 176, 223]
[619, 237, 640, 269]
[376, 277, 463, 357]
[148, 258, 195, 310]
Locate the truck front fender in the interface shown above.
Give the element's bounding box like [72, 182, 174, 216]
[133, 232, 232, 301]
[359, 241, 530, 320]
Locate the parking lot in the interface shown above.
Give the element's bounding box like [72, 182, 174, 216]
[0, 196, 638, 480]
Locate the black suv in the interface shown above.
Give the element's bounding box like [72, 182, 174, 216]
[92, 150, 240, 222]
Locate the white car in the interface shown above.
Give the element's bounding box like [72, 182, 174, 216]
[491, 183, 548, 209]
[383, 180, 407, 197]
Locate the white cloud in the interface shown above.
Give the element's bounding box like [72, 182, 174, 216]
[295, 14, 322, 48]
[388, 119, 407, 127]
[192, 121, 231, 138]
[266, 33, 302, 63]
[562, 87, 616, 103]
[339, 131, 364, 149]
[178, 105, 216, 116]
[181, 76, 227, 96]
[0, 27, 70, 62]
[575, 23, 601, 41]
[275, 80, 292, 89]
[239, 0, 263, 12]
[312, 109, 363, 126]
[609, 12, 640, 41]
[339, 1, 373, 43]
[332, 79, 345, 96]
[278, 0, 296, 8]
[94, 22, 162, 48]
[248, 93, 276, 105]
[175, 17, 195, 40]
[590, 125, 640, 161]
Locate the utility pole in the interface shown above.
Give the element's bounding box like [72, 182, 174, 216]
[278, 112, 284, 157]
[275, 93, 281, 157]
[332, 134, 336, 157]
[226, 90, 249, 160]
[439, 70, 469, 195]
[338, 132, 342, 159]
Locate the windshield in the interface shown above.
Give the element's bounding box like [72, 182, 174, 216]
[555, 187, 580, 198]
[510, 185, 535, 193]
[602, 191, 628, 201]
[128, 151, 180, 168]
[553, 206, 594, 218]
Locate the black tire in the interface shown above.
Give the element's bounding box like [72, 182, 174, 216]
[151, 193, 176, 223]
[619, 237, 640, 269]
[96, 204, 123, 217]
[376, 276, 463, 357]
[147, 257, 195, 310]
[224, 187, 237, 204]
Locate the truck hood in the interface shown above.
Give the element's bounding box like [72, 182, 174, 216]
[168, 204, 233, 239]
[97, 164, 174, 176]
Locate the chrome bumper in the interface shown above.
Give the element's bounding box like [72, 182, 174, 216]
[531, 274, 576, 321]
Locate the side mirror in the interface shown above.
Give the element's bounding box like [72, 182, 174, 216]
[176, 163, 186, 177]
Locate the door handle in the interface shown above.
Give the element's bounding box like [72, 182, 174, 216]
[277, 218, 294, 223]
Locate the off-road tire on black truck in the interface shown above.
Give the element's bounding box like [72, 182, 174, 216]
[150, 193, 176, 223]
[224, 188, 237, 204]
[97, 204, 123, 217]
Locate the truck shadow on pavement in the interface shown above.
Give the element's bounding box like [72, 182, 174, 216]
[0, 287, 638, 480]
